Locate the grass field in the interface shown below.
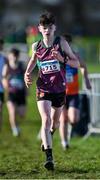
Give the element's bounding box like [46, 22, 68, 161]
[0, 63, 100, 179]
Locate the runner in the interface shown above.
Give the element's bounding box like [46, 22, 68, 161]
[59, 34, 91, 150]
[2, 48, 27, 136]
[0, 38, 7, 130]
[24, 12, 79, 170]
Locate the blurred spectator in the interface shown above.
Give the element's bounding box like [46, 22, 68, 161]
[0, 38, 7, 130]
[2, 48, 27, 136]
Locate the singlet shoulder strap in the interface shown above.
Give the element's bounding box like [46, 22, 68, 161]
[35, 40, 42, 51]
[31, 40, 41, 53]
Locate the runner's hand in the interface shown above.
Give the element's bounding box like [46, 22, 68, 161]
[24, 72, 32, 88]
[51, 45, 64, 62]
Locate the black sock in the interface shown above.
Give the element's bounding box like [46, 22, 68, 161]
[45, 148, 53, 161]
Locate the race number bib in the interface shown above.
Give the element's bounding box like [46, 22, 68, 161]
[66, 72, 74, 83]
[40, 60, 60, 74]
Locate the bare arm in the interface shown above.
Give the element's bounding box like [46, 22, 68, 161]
[25, 43, 37, 74]
[61, 37, 80, 68]
[24, 42, 37, 88]
[79, 57, 91, 89]
[2, 64, 9, 91]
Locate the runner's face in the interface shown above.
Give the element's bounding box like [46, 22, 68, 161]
[8, 53, 17, 62]
[38, 24, 56, 38]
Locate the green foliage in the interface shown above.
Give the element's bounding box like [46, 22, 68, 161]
[73, 37, 100, 64]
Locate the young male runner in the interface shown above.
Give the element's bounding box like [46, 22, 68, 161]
[24, 12, 79, 170]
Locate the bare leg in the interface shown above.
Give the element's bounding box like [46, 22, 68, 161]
[50, 105, 63, 133]
[7, 101, 19, 136]
[67, 107, 80, 140]
[59, 106, 69, 149]
[37, 100, 52, 149]
[68, 107, 80, 124]
[37, 100, 54, 170]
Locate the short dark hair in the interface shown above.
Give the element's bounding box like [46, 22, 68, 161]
[63, 34, 72, 43]
[39, 12, 55, 26]
[10, 48, 20, 57]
